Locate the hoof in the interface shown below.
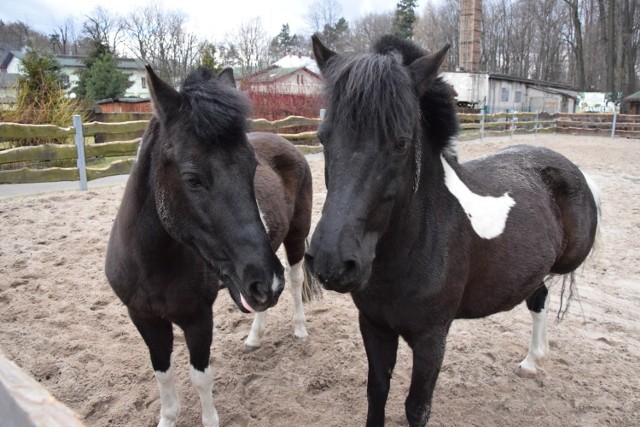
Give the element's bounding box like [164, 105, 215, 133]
[293, 333, 310, 342]
[243, 343, 261, 352]
[516, 363, 538, 378]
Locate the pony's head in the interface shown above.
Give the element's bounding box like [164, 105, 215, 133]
[146, 65, 284, 313]
[305, 35, 454, 293]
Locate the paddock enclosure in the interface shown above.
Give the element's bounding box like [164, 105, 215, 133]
[0, 134, 638, 426]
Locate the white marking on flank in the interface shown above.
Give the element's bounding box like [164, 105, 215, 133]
[441, 155, 515, 239]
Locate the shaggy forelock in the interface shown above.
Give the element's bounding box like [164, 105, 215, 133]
[322, 52, 419, 141]
[179, 67, 252, 142]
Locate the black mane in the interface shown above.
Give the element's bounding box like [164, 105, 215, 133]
[180, 67, 252, 141]
[321, 36, 458, 152]
[321, 48, 419, 143]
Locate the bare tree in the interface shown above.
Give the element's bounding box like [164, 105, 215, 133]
[82, 6, 126, 54]
[350, 12, 394, 53]
[414, 0, 460, 70]
[306, 0, 343, 33]
[221, 17, 271, 77]
[123, 3, 201, 85]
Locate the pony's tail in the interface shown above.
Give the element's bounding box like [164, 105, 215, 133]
[556, 169, 602, 322]
[301, 238, 323, 303]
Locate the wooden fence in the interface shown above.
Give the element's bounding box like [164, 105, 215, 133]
[0, 112, 638, 188]
[0, 115, 322, 188]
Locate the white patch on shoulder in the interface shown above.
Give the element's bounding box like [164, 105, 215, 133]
[441, 155, 515, 239]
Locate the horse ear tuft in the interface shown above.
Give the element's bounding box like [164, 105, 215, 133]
[312, 35, 337, 73]
[408, 44, 451, 97]
[146, 64, 181, 124]
[217, 67, 236, 88]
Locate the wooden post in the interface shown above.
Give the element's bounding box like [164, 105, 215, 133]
[611, 111, 617, 138]
[480, 109, 485, 140]
[73, 115, 88, 191]
[534, 112, 539, 136]
[511, 111, 516, 138]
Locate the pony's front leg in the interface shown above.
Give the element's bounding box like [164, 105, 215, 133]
[359, 312, 399, 427]
[404, 325, 450, 427]
[183, 313, 219, 427]
[518, 285, 550, 377]
[289, 260, 309, 340]
[128, 312, 179, 427]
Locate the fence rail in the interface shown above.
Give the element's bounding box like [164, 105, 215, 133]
[1, 112, 638, 188]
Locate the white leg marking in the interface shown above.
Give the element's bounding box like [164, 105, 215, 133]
[190, 365, 219, 427]
[519, 292, 551, 376]
[289, 261, 309, 340]
[155, 363, 180, 427]
[245, 311, 268, 348]
[441, 155, 515, 239]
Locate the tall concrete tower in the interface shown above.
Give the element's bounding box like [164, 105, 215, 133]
[459, 0, 482, 72]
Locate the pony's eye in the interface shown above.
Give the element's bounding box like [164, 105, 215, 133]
[394, 138, 410, 153]
[183, 173, 202, 188]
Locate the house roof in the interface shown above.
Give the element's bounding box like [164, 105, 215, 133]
[623, 90, 640, 102]
[246, 66, 321, 84]
[8, 51, 144, 70]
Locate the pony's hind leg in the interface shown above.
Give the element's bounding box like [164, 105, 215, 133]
[289, 260, 309, 340]
[128, 312, 179, 427]
[518, 284, 550, 377]
[182, 311, 219, 427]
[245, 311, 268, 349]
[243, 259, 309, 348]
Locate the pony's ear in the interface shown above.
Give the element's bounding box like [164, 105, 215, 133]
[146, 64, 181, 124]
[408, 44, 451, 97]
[312, 35, 336, 73]
[217, 67, 236, 88]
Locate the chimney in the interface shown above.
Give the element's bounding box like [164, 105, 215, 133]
[459, 0, 482, 72]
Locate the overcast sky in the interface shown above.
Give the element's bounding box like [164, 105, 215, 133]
[1, 0, 430, 43]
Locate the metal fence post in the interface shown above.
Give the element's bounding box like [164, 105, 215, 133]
[73, 115, 88, 191]
[611, 111, 617, 138]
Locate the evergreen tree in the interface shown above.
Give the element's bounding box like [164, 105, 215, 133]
[393, 0, 418, 39]
[1, 43, 84, 145]
[74, 41, 132, 101]
[316, 17, 349, 51]
[197, 42, 224, 74]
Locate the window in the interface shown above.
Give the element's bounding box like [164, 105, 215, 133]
[141, 77, 147, 89]
[514, 90, 522, 103]
[501, 87, 510, 102]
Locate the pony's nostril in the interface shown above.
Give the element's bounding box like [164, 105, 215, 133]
[342, 259, 359, 277]
[304, 253, 315, 271]
[248, 281, 270, 304]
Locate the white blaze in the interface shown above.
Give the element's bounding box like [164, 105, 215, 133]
[441, 155, 515, 239]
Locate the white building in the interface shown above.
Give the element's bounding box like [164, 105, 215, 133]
[442, 71, 577, 114]
[1, 51, 149, 100]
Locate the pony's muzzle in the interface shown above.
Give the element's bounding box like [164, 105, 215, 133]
[304, 251, 363, 293]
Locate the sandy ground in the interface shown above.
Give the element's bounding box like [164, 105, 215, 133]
[0, 134, 638, 426]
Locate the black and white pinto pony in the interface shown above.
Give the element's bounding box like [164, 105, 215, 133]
[305, 35, 601, 426]
[105, 66, 319, 427]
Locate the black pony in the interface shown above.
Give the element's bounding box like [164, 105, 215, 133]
[306, 35, 600, 426]
[105, 66, 318, 426]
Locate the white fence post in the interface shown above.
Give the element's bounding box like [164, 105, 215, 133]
[480, 109, 485, 140]
[73, 115, 88, 191]
[611, 111, 617, 138]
